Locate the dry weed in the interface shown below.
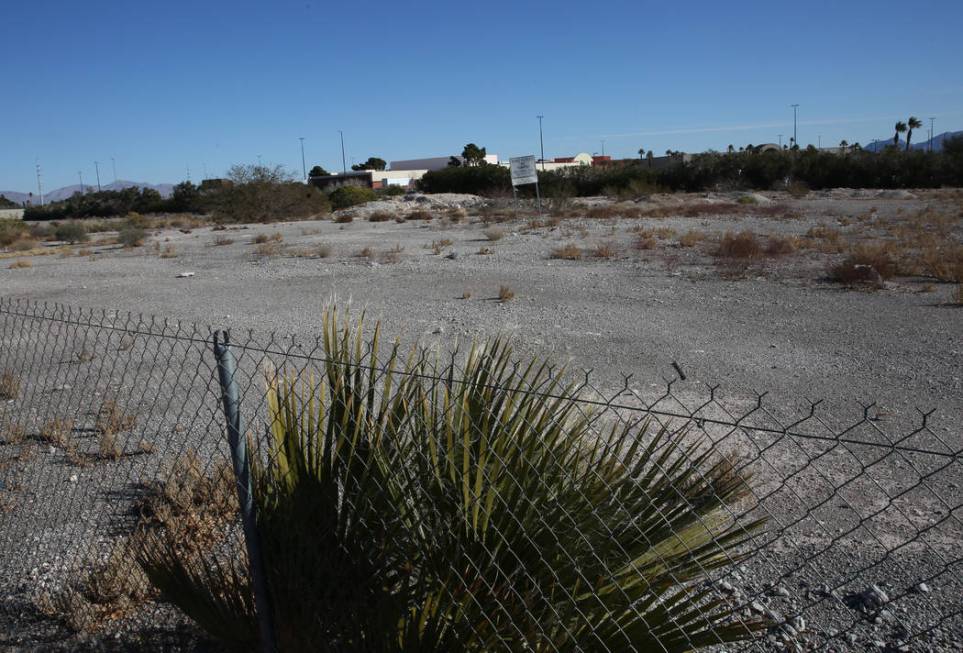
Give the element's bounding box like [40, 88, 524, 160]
[593, 241, 619, 259]
[213, 236, 234, 246]
[334, 213, 354, 224]
[0, 370, 20, 400]
[765, 235, 797, 256]
[368, 210, 394, 222]
[483, 227, 505, 242]
[498, 285, 515, 302]
[252, 232, 283, 245]
[40, 418, 75, 447]
[716, 231, 762, 259]
[158, 244, 177, 258]
[679, 230, 707, 248]
[8, 259, 32, 269]
[551, 244, 582, 260]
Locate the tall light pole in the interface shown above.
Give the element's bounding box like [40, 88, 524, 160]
[929, 117, 936, 152]
[818, 134, 822, 149]
[299, 137, 307, 180]
[536, 115, 545, 170]
[339, 130, 346, 174]
[110, 156, 117, 184]
[35, 162, 44, 207]
[790, 104, 799, 149]
[78, 170, 84, 194]
[778, 134, 783, 147]
[94, 161, 102, 191]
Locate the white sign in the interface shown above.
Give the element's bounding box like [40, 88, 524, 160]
[510, 155, 538, 186]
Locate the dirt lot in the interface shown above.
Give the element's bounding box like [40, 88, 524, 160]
[1, 188, 961, 650]
[2, 189, 960, 428]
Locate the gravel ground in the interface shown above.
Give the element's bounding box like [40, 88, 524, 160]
[0, 189, 960, 650]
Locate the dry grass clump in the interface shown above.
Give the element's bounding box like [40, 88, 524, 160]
[634, 234, 656, 250]
[379, 244, 405, 264]
[254, 242, 282, 258]
[446, 207, 467, 223]
[357, 246, 373, 259]
[483, 227, 505, 242]
[477, 246, 493, 255]
[8, 259, 32, 269]
[333, 213, 354, 224]
[212, 236, 234, 246]
[715, 231, 762, 259]
[96, 399, 137, 460]
[765, 235, 797, 256]
[592, 241, 619, 259]
[498, 285, 515, 302]
[252, 232, 283, 245]
[40, 418, 75, 447]
[368, 211, 394, 222]
[4, 423, 26, 445]
[316, 243, 333, 258]
[11, 237, 38, 251]
[551, 243, 582, 260]
[803, 225, 844, 252]
[828, 244, 897, 285]
[158, 244, 177, 258]
[0, 370, 20, 400]
[678, 230, 707, 248]
[406, 209, 435, 221]
[430, 239, 453, 255]
[461, 290, 472, 300]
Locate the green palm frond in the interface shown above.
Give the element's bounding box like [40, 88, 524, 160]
[138, 309, 768, 652]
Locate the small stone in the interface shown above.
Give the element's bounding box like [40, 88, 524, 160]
[432, 327, 444, 335]
[445, 251, 458, 260]
[772, 585, 791, 598]
[750, 601, 766, 614]
[913, 582, 930, 594]
[718, 580, 736, 594]
[791, 615, 806, 632]
[68, 474, 78, 483]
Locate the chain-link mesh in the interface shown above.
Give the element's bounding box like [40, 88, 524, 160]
[0, 297, 960, 651]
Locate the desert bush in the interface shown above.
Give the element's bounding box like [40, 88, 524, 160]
[333, 213, 354, 224]
[253, 232, 283, 244]
[40, 418, 74, 447]
[54, 222, 89, 244]
[0, 370, 20, 400]
[0, 219, 29, 247]
[430, 239, 453, 255]
[118, 225, 147, 247]
[483, 227, 504, 241]
[215, 165, 331, 223]
[368, 211, 394, 222]
[551, 243, 582, 260]
[765, 235, 797, 256]
[678, 230, 707, 248]
[406, 209, 434, 221]
[418, 164, 512, 195]
[11, 237, 38, 251]
[213, 236, 234, 246]
[829, 244, 897, 284]
[328, 186, 376, 210]
[715, 231, 762, 259]
[136, 310, 767, 652]
[8, 259, 32, 269]
[379, 244, 404, 264]
[254, 242, 282, 258]
[316, 244, 333, 258]
[634, 234, 657, 250]
[159, 244, 177, 258]
[498, 285, 515, 301]
[593, 241, 619, 259]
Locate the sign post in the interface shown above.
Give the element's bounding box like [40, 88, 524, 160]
[509, 155, 541, 213]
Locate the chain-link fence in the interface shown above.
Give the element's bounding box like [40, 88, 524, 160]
[0, 297, 960, 651]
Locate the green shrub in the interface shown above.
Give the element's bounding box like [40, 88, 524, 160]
[118, 225, 147, 247]
[418, 165, 512, 195]
[138, 310, 768, 652]
[53, 222, 89, 243]
[328, 186, 377, 210]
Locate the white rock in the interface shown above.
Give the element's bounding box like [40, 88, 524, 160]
[176, 272, 195, 278]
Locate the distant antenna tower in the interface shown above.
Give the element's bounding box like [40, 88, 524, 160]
[35, 162, 44, 207]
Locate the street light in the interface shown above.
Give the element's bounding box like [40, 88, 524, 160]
[339, 130, 347, 174]
[78, 171, 84, 194]
[537, 115, 545, 171]
[790, 104, 799, 148]
[299, 137, 307, 180]
[94, 161, 102, 191]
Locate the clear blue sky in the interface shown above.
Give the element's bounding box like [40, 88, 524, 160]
[3, 0, 962, 191]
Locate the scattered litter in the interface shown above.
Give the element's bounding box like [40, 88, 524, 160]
[176, 272, 195, 278]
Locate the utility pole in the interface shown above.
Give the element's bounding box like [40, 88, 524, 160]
[78, 171, 84, 194]
[111, 156, 117, 184]
[537, 115, 545, 170]
[35, 162, 44, 207]
[929, 117, 936, 152]
[94, 161, 102, 191]
[299, 136, 307, 180]
[339, 130, 346, 174]
[790, 104, 799, 149]
[778, 134, 783, 147]
[818, 134, 822, 149]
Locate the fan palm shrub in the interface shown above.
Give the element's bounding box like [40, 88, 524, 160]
[138, 310, 768, 651]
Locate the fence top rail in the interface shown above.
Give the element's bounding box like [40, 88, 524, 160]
[1, 295, 958, 461]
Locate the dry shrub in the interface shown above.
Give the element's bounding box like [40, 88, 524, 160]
[368, 211, 394, 222]
[11, 237, 38, 251]
[213, 236, 234, 246]
[5, 423, 26, 444]
[765, 235, 797, 256]
[593, 241, 619, 259]
[334, 213, 354, 224]
[358, 247, 373, 259]
[498, 285, 515, 302]
[159, 244, 177, 259]
[316, 243, 333, 258]
[430, 239, 453, 255]
[8, 259, 32, 269]
[803, 225, 844, 252]
[407, 209, 434, 221]
[483, 227, 505, 242]
[716, 231, 762, 259]
[679, 230, 706, 248]
[40, 418, 74, 447]
[379, 244, 404, 264]
[253, 232, 283, 245]
[394, 215, 407, 224]
[829, 244, 897, 285]
[551, 244, 582, 260]
[634, 234, 656, 250]
[461, 290, 472, 300]
[787, 180, 810, 198]
[477, 246, 493, 255]
[0, 370, 20, 400]
[446, 207, 467, 223]
[254, 242, 282, 258]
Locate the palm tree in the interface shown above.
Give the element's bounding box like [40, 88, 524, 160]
[727, 144, 734, 154]
[905, 116, 922, 151]
[638, 147, 645, 160]
[138, 310, 769, 652]
[893, 121, 907, 147]
[646, 150, 654, 168]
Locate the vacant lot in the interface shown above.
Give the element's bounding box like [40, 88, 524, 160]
[2, 189, 960, 429]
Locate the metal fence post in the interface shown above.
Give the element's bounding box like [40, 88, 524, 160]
[213, 330, 276, 653]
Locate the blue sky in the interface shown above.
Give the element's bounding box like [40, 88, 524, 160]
[2, 0, 962, 191]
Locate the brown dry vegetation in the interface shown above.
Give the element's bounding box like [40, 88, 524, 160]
[483, 227, 505, 242]
[333, 213, 354, 224]
[0, 370, 20, 400]
[498, 285, 515, 302]
[8, 259, 32, 269]
[679, 230, 707, 248]
[592, 241, 619, 259]
[551, 243, 582, 260]
[368, 211, 394, 222]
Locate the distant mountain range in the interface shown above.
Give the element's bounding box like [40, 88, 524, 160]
[0, 180, 174, 206]
[862, 130, 962, 153]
